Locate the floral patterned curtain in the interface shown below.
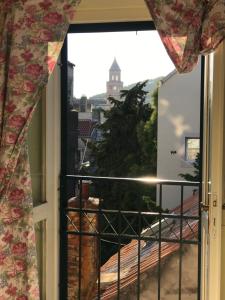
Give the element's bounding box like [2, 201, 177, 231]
[0, 0, 224, 299]
[145, 0, 225, 72]
[0, 1, 80, 298]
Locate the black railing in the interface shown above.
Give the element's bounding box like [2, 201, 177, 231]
[60, 175, 201, 300]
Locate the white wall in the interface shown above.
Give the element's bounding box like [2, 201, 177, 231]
[157, 62, 201, 209]
[78, 112, 92, 120]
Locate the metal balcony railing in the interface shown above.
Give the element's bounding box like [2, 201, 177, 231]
[60, 175, 201, 300]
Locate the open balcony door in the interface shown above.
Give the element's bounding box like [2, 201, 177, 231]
[29, 65, 61, 300]
[201, 41, 225, 300]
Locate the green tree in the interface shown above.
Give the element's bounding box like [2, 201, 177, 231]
[88, 81, 159, 262]
[89, 81, 157, 178]
[179, 152, 201, 181]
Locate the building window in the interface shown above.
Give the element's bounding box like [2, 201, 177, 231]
[112, 75, 114, 80]
[113, 86, 117, 90]
[185, 138, 200, 161]
[116, 75, 119, 81]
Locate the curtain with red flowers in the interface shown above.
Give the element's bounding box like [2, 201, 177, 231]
[145, 0, 225, 72]
[0, 1, 80, 298]
[0, 0, 225, 299]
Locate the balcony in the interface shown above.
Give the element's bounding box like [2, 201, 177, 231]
[60, 175, 200, 300]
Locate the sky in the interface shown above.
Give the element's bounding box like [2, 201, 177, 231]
[68, 31, 175, 98]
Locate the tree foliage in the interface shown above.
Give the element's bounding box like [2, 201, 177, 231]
[179, 152, 201, 182]
[89, 81, 157, 178]
[87, 81, 159, 262]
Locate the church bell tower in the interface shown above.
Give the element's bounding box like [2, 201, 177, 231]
[106, 58, 123, 101]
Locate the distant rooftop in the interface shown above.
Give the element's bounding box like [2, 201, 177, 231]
[78, 119, 97, 138]
[68, 60, 75, 67]
[96, 193, 199, 299]
[161, 69, 177, 84]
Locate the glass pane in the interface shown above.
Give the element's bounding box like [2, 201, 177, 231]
[28, 97, 46, 206]
[187, 138, 199, 149]
[186, 138, 200, 161]
[35, 220, 46, 299]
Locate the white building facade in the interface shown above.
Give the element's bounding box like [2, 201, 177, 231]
[157, 62, 201, 209]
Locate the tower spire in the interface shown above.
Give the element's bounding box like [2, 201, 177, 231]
[110, 58, 121, 72]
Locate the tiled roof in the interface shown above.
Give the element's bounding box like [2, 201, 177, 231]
[78, 119, 97, 138]
[161, 69, 177, 84]
[97, 193, 199, 299]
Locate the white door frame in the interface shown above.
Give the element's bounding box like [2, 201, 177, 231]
[33, 64, 61, 300]
[201, 41, 225, 300]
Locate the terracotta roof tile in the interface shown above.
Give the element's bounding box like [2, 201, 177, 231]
[96, 193, 199, 299]
[78, 119, 96, 138]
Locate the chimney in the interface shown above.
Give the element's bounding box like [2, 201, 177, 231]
[67, 181, 99, 300]
[80, 96, 88, 112]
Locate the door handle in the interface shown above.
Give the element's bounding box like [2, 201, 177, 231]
[200, 202, 209, 212]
